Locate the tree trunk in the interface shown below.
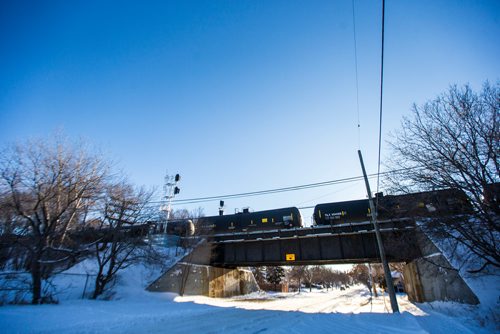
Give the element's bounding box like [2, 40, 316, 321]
[92, 275, 105, 299]
[92, 251, 117, 299]
[31, 254, 42, 304]
[372, 280, 378, 297]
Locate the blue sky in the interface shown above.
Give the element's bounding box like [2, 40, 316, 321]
[1, 0, 499, 221]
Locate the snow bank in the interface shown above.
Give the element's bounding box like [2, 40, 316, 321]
[0, 284, 494, 333]
[416, 221, 500, 330]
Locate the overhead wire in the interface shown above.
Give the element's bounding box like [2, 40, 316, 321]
[167, 174, 373, 205]
[351, 0, 361, 150]
[376, 0, 386, 201]
[143, 166, 421, 208]
[294, 183, 358, 207]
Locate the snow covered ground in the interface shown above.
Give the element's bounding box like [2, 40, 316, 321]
[0, 277, 497, 333]
[0, 240, 498, 334]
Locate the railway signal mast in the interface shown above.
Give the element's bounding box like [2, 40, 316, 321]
[161, 173, 181, 221]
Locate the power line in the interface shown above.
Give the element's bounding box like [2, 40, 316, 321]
[148, 169, 417, 206]
[141, 163, 424, 210]
[85, 165, 423, 215]
[376, 0, 386, 196]
[351, 0, 361, 149]
[169, 175, 372, 205]
[137, 165, 424, 213]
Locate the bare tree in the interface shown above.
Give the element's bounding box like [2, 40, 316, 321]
[328, 269, 350, 290]
[303, 266, 315, 292]
[310, 266, 325, 288]
[385, 82, 499, 272]
[287, 265, 307, 292]
[169, 209, 190, 220]
[91, 182, 155, 299]
[0, 137, 108, 304]
[0, 193, 25, 271]
[349, 264, 372, 292]
[251, 266, 266, 287]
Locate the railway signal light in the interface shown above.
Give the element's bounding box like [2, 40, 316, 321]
[162, 173, 182, 221]
[219, 200, 225, 216]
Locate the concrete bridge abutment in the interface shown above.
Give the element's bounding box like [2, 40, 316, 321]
[147, 240, 259, 297]
[403, 255, 479, 305]
[402, 230, 479, 304]
[147, 263, 259, 297]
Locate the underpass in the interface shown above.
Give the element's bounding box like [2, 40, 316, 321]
[150, 218, 479, 304]
[188, 218, 420, 267]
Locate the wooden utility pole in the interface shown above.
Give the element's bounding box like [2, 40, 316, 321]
[358, 150, 399, 313]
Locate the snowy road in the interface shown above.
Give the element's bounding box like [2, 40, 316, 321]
[0, 285, 492, 333]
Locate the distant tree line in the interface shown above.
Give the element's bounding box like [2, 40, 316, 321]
[252, 264, 406, 295]
[252, 266, 351, 293]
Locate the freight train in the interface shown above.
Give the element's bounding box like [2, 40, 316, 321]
[166, 219, 195, 236]
[196, 207, 302, 235]
[313, 188, 470, 226]
[164, 188, 470, 236]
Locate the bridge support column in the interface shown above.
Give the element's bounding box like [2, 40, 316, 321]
[147, 263, 259, 297]
[403, 229, 480, 305]
[148, 240, 258, 297]
[403, 255, 479, 304]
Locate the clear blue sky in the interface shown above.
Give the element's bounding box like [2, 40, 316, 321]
[1, 0, 499, 222]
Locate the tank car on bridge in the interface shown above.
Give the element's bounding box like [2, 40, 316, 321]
[166, 219, 195, 237]
[313, 188, 470, 226]
[195, 206, 303, 235]
[314, 199, 371, 225]
[376, 188, 471, 220]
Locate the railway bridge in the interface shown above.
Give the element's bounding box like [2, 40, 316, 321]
[197, 219, 419, 267]
[148, 219, 479, 304]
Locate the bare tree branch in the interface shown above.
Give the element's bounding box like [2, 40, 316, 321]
[0, 135, 109, 304]
[385, 82, 500, 272]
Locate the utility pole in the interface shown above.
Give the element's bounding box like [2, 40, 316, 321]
[368, 263, 378, 297]
[358, 150, 399, 313]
